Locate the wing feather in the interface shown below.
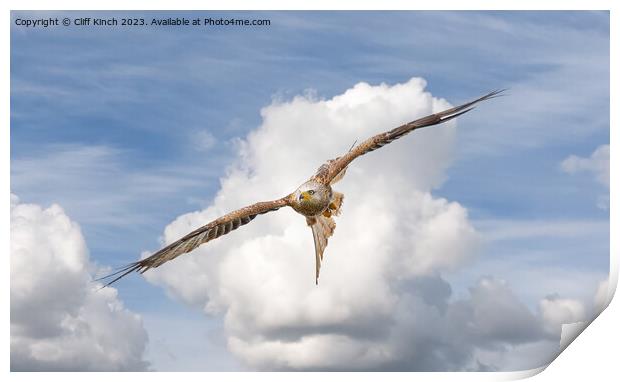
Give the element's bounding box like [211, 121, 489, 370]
[319, 90, 505, 184]
[98, 197, 290, 286]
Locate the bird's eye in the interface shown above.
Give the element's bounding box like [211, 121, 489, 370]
[308, 190, 315, 195]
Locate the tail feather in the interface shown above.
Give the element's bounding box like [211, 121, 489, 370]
[306, 190, 345, 284]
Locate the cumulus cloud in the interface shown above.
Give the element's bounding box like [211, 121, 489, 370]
[141, 78, 594, 370]
[10, 195, 149, 371]
[539, 295, 586, 337]
[561, 144, 610, 188]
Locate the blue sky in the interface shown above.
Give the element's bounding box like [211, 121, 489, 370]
[11, 11, 609, 371]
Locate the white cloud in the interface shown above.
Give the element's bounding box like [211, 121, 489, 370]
[561, 144, 610, 188]
[561, 144, 610, 209]
[10, 195, 149, 371]
[140, 78, 599, 370]
[539, 295, 586, 337]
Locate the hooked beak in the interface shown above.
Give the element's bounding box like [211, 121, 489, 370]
[299, 191, 310, 201]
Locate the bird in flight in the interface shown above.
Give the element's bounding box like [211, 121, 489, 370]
[100, 90, 503, 286]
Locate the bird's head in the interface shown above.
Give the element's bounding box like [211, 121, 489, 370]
[296, 181, 320, 202]
[291, 180, 331, 215]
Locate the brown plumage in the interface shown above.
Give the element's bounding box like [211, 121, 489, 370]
[98, 90, 503, 287]
[99, 199, 289, 286]
[315, 90, 504, 185]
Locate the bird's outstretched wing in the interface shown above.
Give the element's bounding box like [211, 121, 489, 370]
[318, 90, 505, 184]
[305, 191, 344, 284]
[98, 197, 290, 287]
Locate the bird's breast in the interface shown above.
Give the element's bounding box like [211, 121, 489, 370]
[292, 199, 329, 217]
